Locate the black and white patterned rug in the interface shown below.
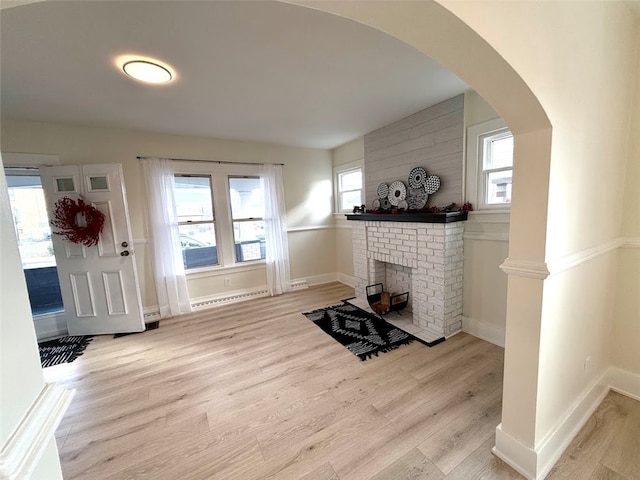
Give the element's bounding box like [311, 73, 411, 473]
[38, 335, 93, 368]
[303, 303, 414, 361]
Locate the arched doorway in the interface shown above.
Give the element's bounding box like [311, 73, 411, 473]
[289, 2, 553, 478]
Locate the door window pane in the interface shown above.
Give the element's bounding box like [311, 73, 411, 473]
[55, 177, 75, 192]
[89, 176, 109, 191]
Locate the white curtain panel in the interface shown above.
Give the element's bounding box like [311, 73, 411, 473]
[260, 164, 291, 296]
[141, 158, 192, 317]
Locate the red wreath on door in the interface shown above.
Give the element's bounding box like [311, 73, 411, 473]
[50, 197, 105, 247]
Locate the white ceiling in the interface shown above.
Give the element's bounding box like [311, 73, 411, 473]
[0, 1, 468, 150]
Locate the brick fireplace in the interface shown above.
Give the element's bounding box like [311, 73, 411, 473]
[348, 213, 466, 343]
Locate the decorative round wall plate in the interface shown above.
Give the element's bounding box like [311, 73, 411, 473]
[380, 197, 391, 210]
[408, 167, 427, 189]
[377, 183, 389, 199]
[425, 175, 441, 195]
[388, 181, 407, 206]
[406, 187, 428, 210]
[372, 198, 381, 210]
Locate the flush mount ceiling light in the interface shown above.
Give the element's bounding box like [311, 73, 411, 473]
[122, 60, 172, 84]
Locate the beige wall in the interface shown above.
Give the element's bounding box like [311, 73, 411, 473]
[613, 22, 640, 376]
[461, 90, 508, 345]
[332, 137, 364, 281]
[1, 120, 335, 309]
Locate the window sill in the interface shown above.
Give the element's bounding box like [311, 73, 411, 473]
[467, 210, 511, 224]
[186, 260, 266, 280]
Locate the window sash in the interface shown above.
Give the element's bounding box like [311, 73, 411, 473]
[335, 166, 363, 213]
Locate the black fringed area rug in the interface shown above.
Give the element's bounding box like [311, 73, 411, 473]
[303, 303, 414, 361]
[38, 335, 93, 368]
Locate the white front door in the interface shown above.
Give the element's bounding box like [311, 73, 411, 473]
[39, 164, 144, 335]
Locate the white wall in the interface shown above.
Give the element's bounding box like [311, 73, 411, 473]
[0, 155, 63, 479]
[1, 120, 336, 311]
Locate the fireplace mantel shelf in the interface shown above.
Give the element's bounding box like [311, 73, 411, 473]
[345, 211, 467, 223]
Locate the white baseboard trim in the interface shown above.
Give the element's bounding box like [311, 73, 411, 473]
[0, 383, 74, 480]
[303, 273, 340, 286]
[493, 366, 639, 479]
[608, 366, 640, 401]
[289, 279, 309, 291]
[533, 370, 611, 480]
[493, 425, 538, 480]
[143, 307, 161, 322]
[337, 273, 355, 287]
[190, 286, 269, 310]
[34, 311, 67, 341]
[461, 316, 505, 348]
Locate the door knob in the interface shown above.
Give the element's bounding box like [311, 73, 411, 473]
[120, 250, 130, 256]
[121, 241, 129, 248]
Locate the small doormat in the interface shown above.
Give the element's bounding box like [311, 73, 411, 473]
[303, 303, 414, 361]
[38, 335, 93, 368]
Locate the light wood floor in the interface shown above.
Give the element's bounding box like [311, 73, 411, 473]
[44, 283, 639, 480]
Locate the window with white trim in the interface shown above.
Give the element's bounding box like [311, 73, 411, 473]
[481, 129, 513, 206]
[335, 164, 363, 213]
[228, 176, 265, 262]
[466, 118, 513, 211]
[174, 175, 219, 269]
[173, 163, 266, 271]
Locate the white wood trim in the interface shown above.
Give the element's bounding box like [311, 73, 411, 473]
[533, 370, 611, 480]
[493, 424, 538, 480]
[190, 286, 269, 310]
[466, 210, 511, 224]
[303, 273, 339, 286]
[463, 231, 509, 242]
[286, 225, 333, 233]
[546, 238, 622, 276]
[608, 366, 640, 401]
[1, 152, 60, 167]
[0, 383, 74, 480]
[465, 118, 509, 210]
[500, 258, 550, 279]
[33, 311, 67, 341]
[493, 367, 640, 480]
[185, 261, 265, 280]
[620, 236, 640, 249]
[337, 273, 355, 287]
[461, 316, 505, 347]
